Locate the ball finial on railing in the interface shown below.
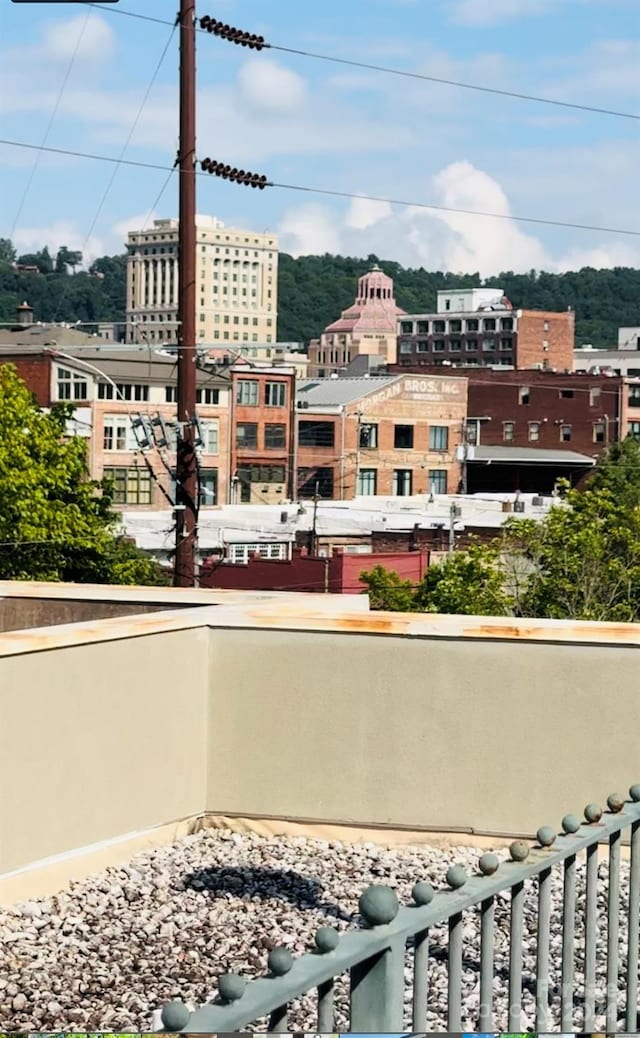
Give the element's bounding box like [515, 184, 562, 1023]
[314, 926, 339, 953]
[585, 802, 603, 823]
[509, 840, 530, 862]
[630, 784, 640, 802]
[479, 852, 499, 876]
[446, 865, 467, 889]
[358, 884, 400, 926]
[412, 880, 435, 905]
[161, 1001, 191, 1031]
[607, 793, 624, 814]
[217, 974, 246, 1003]
[561, 813, 581, 834]
[268, 947, 294, 976]
[536, 826, 556, 848]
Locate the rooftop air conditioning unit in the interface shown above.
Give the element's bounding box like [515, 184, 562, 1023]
[532, 496, 544, 506]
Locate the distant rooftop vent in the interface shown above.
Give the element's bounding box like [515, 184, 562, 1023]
[16, 301, 34, 327]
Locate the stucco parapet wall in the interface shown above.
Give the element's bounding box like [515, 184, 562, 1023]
[0, 584, 640, 655]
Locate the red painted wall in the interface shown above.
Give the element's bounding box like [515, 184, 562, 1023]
[200, 548, 429, 594]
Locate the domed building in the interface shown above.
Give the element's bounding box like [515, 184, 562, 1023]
[307, 265, 406, 377]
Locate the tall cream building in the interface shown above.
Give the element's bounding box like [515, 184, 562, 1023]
[125, 215, 278, 346]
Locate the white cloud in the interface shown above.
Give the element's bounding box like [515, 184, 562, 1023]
[279, 160, 640, 274]
[278, 204, 343, 256]
[41, 12, 116, 63]
[447, 0, 619, 27]
[13, 221, 105, 266]
[236, 58, 308, 114]
[346, 197, 393, 231]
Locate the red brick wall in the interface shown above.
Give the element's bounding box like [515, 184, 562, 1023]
[467, 370, 621, 456]
[515, 310, 575, 371]
[200, 548, 428, 593]
[0, 354, 53, 406]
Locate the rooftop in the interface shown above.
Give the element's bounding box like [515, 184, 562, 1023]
[470, 445, 597, 465]
[296, 376, 398, 408]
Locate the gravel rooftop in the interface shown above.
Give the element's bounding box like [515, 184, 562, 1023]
[0, 828, 629, 1032]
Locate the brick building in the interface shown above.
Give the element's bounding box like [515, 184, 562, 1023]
[200, 546, 428, 594]
[0, 335, 229, 509]
[229, 364, 297, 504]
[307, 265, 406, 377]
[394, 287, 575, 372]
[295, 374, 467, 499]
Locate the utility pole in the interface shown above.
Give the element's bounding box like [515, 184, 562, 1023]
[174, 0, 198, 587]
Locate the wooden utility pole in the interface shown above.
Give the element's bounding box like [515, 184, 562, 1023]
[174, 0, 198, 587]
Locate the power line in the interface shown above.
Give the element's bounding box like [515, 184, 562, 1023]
[77, 19, 178, 263]
[9, 9, 92, 241]
[86, 3, 640, 124]
[1, 138, 639, 239]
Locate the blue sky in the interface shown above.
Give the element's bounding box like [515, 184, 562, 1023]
[1, 0, 639, 275]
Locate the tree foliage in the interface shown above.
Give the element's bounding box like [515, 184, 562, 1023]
[362, 441, 640, 621]
[0, 237, 637, 347]
[359, 564, 417, 611]
[0, 365, 167, 585]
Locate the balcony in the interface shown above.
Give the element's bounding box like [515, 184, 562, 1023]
[2, 582, 640, 1032]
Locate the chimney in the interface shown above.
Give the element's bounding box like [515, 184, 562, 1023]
[16, 301, 34, 326]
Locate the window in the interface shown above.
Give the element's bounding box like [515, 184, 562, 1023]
[466, 319, 479, 332]
[265, 423, 286, 449]
[483, 318, 496, 331]
[503, 421, 515, 442]
[400, 340, 413, 354]
[165, 386, 177, 403]
[450, 320, 462, 332]
[416, 340, 430, 353]
[434, 320, 446, 333]
[103, 416, 135, 452]
[560, 424, 572, 442]
[228, 542, 288, 564]
[433, 340, 446, 352]
[560, 389, 574, 399]
[501, 318, 514, 331]
[394, 425, 414, 449]
[593, 422, 606, 444]
[359, 423, 378, 448]
[429, 426, 449, 451]
[236, 422, 258, 448]
[400, 321, 413, 334]
[428, 470, 447, 494]
[544, 320, 550, 332]
[630, 422, 640, 440]
[200, 420, 219, 453]
[450, 339, 462, 352]
[357, 469, 377, 495]
[236, 380, 259, 406]
[297, 467, 334, 498]
[629, 385, 640, 407]
[444, 299, 451, 311]
[500, 338, 513, 351]
[192, 467, 216, 506]
[519, 386, 530, 405]
[393, 469, 413, 496]
[589, 387, 601, 407]
[237, 464, 286, 501]
[197, 387, 220, 405]
[466, 339, 478, 351]
[528, 422, 540, 442]
[265, 381, 287, 407]
[298, 421, 335, 447]
[57, 367, 88, 401]
[98, 383, 149, 402]
[417, 321, 429, 334]
[103, 466, 152, 505]
[482, 339, 496, 352]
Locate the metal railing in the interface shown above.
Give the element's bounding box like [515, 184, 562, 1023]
[158, 786, 640, 1033]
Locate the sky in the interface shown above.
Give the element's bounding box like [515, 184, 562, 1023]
[1, 0, 639, 276]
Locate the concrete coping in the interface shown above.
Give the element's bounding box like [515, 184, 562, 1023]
[1, 580, 640, 656]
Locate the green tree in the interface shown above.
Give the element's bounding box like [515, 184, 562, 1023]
[55, 245, 83, 274]
[414, 542, 512, 616]
[583, 436, 640, 508]
[0, 364, 167, 585]
[505, 485, 640, 622]
[16, 246, 53, 274]
[0, 238, 16, 269]
[360, 564, 417, 611]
